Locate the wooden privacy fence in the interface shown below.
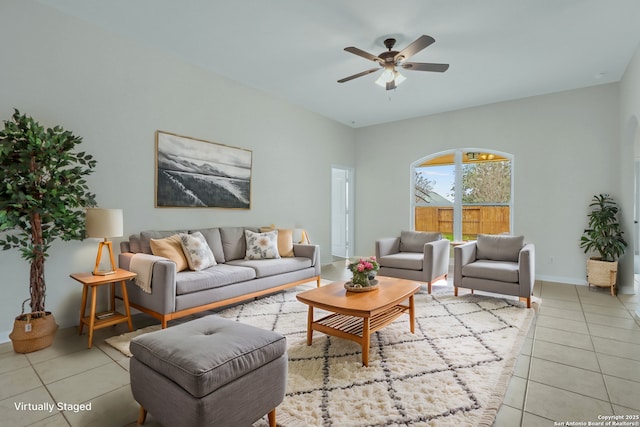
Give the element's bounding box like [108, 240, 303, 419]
[415, 205, 510, 237]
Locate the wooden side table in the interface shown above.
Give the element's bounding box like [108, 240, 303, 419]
[70, 268, 136, 348]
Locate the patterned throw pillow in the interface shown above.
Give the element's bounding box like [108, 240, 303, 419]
[244, 230, 281, 260]
[179, 232, 217, 271]
[260, 226, 294, 257]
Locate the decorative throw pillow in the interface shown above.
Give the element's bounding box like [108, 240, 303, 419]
[150, 235, 189, 272]
[179, 232, 217, 271]
[245, 230, 281, 260]
[260, 225, 294, 257]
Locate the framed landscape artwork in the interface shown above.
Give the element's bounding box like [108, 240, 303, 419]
[155, 131, 252, 209]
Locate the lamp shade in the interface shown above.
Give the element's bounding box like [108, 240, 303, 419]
[85, 208, 123, 238]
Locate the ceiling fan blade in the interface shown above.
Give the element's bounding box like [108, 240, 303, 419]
[337, 68, 380, 83]
[344, 46, 382, 63]
[401, 62, 450, 72]
[396, 35, 435, 61]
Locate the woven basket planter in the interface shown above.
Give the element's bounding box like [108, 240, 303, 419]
[586, 257, 618, 295]
[9, 311, 58, 354]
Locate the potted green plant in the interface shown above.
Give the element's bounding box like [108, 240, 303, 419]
[579, 194, 628, 295]
[0, 109, 97, 353]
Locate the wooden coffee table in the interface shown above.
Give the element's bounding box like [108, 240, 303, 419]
[296, 276, 420, 366]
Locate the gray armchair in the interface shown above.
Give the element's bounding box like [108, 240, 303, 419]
[454, 234, 535, 308]
[375, 231, 450, 293]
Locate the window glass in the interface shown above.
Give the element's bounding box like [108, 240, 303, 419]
[413, 150, 512, 241]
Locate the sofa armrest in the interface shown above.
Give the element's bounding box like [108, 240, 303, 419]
[423, 239, 450, 281]
[293, 244, 318, 264]
[518, 243, 535, 297]
[118, 252, 178, 314]
[376, 237, 400, 259]
[454, 241, 477, 286]
[293, 244, 321, 276]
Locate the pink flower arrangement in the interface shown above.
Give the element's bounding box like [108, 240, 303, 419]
[348, 256, 380, 275]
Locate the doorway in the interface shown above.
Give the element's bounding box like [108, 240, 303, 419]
[331, 166, 354, 260]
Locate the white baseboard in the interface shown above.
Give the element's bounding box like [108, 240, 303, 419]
[535, 274, 587, 286]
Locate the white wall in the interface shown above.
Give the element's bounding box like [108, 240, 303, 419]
[619, 43, 640, 294]
[0, 0, 356, 340]
[354, 84, 621, 286]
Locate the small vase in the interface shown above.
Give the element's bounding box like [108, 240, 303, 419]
[351, 272, 370, 287]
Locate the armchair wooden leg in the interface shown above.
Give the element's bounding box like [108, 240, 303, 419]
[137, 406, 147, 425]
[519, 297, 531, 308]
[268, 408, 276, 427]
[427, 282, 432, 294]
[454, 287, 458, 296]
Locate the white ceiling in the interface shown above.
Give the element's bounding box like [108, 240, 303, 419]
[36, 0, 640, 128]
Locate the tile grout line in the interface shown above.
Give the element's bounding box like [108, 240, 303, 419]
[578, 285, 617, 415]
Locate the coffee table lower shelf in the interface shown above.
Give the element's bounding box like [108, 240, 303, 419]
[308, 304, 412, 366]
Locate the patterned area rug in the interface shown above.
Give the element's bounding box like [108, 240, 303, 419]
[227, 283, 535, 427]
[107, 282, 535, 426]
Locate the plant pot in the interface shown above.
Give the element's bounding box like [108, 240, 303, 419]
[9, 311, 58, 354]
[586, 257, 618, 295]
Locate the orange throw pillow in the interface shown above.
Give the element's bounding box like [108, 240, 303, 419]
[150, 235, 189, 272]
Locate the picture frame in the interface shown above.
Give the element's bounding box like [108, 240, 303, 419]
[155, 131, 252, 209]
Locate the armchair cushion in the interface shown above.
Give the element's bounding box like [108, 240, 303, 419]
[378, 252, 424, 270]
[462, 259, 519, 283]
[476, 234, 524, 262]
[399, 231, 442, 253]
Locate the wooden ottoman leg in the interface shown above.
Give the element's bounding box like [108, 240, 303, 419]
[137, 406, 147, 425]
[268, 408, 276, 427]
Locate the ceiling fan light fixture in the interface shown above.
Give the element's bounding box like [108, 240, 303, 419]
[375, 68, 395, 87]
[339, 34, 448, 90]
[375, 67, 406, 89]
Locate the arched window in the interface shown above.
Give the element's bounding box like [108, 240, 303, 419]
[411, 149, 513, 241]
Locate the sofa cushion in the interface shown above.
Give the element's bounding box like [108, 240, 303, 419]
[245, 230, 280, 260]
[227, 257, 312, 278]
[128, 234, 142, 253]
[462, 259, 519, 283]
[175, 264, 256, 295]
[130, 315, 286, 398]
[476, 234, 524, 262]
[399, 231, 442, 253]
[196, 228, 226, 264]
[179, 232, 217, 271]
[150, 235, 189, 272]
[220, 227, 258, 261]
[379, 252, 424, 271]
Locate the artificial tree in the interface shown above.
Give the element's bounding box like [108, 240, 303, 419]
[0, 109, 96, 317]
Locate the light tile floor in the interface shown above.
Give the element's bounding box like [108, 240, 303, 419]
[0, 263, 639, 426]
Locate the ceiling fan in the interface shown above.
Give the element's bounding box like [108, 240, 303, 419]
[337, 35, 449, 90]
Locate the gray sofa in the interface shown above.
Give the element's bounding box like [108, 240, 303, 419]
[375, 231, 450, 293]
[118, 226, 320, 327]
[454, 234, 535, 308]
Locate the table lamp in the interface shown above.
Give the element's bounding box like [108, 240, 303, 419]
[85, 208, 123, 276]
